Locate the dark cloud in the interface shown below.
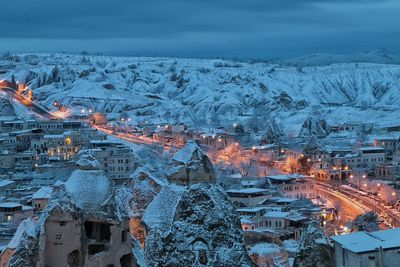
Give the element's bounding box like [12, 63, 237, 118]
[0, 0, 399, 58]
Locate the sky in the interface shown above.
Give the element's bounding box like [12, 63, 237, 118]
[0, 0, 399, 59]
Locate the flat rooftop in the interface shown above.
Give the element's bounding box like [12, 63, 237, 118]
[331, 228, 400, 254]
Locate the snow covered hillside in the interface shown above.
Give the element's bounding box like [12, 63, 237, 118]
[1, 51, 400, 134]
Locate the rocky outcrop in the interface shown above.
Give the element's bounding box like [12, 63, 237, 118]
[167, 141, 215, 185]
[0, 98, 16, 116]
[298, 110, 329, 138]
[303, 135, 327, 156]
[294, 221, 334, 267]
[143, 183, 255, 266]
[260, 118, 285, 144]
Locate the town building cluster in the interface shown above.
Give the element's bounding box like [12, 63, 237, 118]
[0, 116, 138, 250]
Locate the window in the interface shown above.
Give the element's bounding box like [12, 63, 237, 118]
[55, 233, 62, 240]
[60, 221, 66, 226]
[121, 230, 127, 242]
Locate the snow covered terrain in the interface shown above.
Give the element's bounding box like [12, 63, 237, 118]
[1, 51, 400, 135]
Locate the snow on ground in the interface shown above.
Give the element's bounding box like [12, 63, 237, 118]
[0, 53, 399, 135]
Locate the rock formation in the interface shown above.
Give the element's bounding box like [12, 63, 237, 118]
[260, 118, 285, 144]
[298, 110, 330, 138]
[143, 183, 256, 266]
[167, 140, 215, 185]
[293, 221, 333, 267]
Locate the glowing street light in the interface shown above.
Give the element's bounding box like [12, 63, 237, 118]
[81, 109, 86, 113]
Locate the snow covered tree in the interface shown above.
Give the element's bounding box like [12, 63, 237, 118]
[349, 211, 379, 232]
[234, 123, 245, 135]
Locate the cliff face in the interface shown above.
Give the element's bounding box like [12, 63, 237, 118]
[144, 183, 255, 267]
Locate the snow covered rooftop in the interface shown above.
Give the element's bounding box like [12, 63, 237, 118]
[226, 188, 270, 194]
[0, 179, 15, 188]
[264, 211, 290, 218]
[0, 202, 22, 208]
[272, 197, 298, 203]
[237, 207, 267, 213]
[358, 146, 385, 151]
[171, 140, 204, 164]
[266, 174, 308, 181]
[32, 186, 53, 200]
[248, 243, 282, 255]
[331, 228, 400, 253]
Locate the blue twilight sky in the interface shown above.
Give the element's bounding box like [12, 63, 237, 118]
[0, 0, 399, 59]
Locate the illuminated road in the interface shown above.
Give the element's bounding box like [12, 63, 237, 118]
[317, 185, 366, 222]
[317, 183, 400, 228]
[0, 86, 60, 119]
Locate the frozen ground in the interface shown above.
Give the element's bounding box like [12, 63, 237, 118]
[1, 51, 399, 135]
